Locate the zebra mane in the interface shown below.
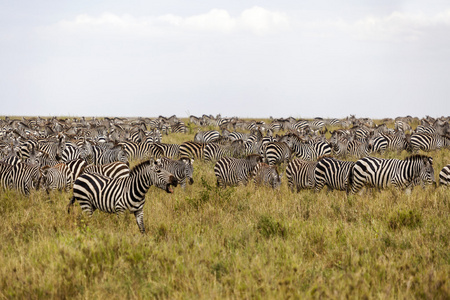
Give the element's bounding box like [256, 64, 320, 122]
[404, 154, 432, 163]
[129, 159, 154, 176]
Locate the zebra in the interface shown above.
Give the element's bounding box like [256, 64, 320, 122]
[68, 159, 178, 233]
[285, 159, 317, 192]
[93, 145, 128, 165]
[286, 134, 331, 161]
[153, 143, 180, 159]
[348, 154, 435, 195]
[171, 122, 188, 134]
[194, 130, 220, 143]
[37, 134, 66, 161]
[9, 162, 41, 195]
[308, 119, 326, 133]
[119, 141, 160, 161]
[409, 133, 450, 152]
[65, 158, 88, 181]
[83, 161, 130, 179]
[214, 154, 262, 188]
[263, 141, 292, 165]
[346, 140, 371, 158]
[314, 157, 355, 192]
[39, 163, 73, 193]
[415, 125, 436, 134]
[439, 164, 450, 186]
[0, 161, 14, 191]
[158, 157, 194, 188]
[252, 162, 282, 189]
[179, 141, 205, 160]
[395, 120, 412, 133]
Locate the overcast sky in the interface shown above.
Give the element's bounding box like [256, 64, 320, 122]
[1, 1, 449, 119]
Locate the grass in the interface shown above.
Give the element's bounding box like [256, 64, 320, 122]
[0, 120, 449, 299]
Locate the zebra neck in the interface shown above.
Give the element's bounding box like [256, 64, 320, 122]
[128, 170, 153, 199]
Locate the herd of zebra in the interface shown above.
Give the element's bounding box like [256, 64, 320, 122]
[0, 114, 449, 232]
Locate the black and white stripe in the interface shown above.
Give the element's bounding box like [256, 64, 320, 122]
[285, 159, 317, 192]
[158, 157, 194, 188]
[314, 157, 355, 192]
[409, 133, 450, 152]
[214, 154, 262, 188]
[68, 159, 178, 233]
[439, 164, 450, 187]
[83, 161, 130, 179]
[348, 154, 435, 194]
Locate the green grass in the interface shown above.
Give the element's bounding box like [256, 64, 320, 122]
[0, 121, 449, 299]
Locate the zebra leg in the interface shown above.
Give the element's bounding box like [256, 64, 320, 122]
[134, 209, 145, 233]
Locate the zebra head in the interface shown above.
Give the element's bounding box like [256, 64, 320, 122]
[419, 156, 435, 186]
[181, 158, 194, 185]
[153, 159, 178, 193]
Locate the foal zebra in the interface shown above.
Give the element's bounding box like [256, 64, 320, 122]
[252, 162, 282, 189]
[68, 159, 178, 233]
[348, 154, 435, 195]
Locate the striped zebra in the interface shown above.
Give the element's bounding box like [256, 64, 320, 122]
[346, 140, 371, 158]
[348, 154, 435, 195]
[395, 120, 412, 133]
[171, 122, 188, 134]
[285, 159, 317, 192]
[415, 125, 436, 134]
[158, 157, 194, 188]
[9, 162, 41, 195]
[309, 119, 326, 133]
[39, 163, 73, 193]
[153, 143, 180, 159]
[119, 141, 160, 161]
[0, 161, 14, 191]
[409, 133, 450, 152]
[314, 157, 355, 192]
[263, 141, 292, 165]
[252, 162, 282, 189]
[83, 161, 130, 179]
[179, 141, 203, 160]
[194, 130, 220, 143]
[68, 159, 178, 233]
[439, 164, 450, 186]
[214, 154, 262, 188]
[287, 134, 332, 161]
[65, 158, 88, 181]
[37, 135, 66, 161]
[90, 145, 128, 165]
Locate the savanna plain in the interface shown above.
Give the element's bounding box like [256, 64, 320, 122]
[0, 118, 449, 299]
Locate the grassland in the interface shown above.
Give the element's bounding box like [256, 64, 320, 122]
[0, 120, 449, 299]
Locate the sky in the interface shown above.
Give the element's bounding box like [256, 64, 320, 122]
[1, 1, 449, 120]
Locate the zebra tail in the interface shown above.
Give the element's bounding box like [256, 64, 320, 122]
[67, 196, 76, 214]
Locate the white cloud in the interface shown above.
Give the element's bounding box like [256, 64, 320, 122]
[40, 6, 290, 38]
[38, 7, 450, 43]
[351, 10, 450, 41]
